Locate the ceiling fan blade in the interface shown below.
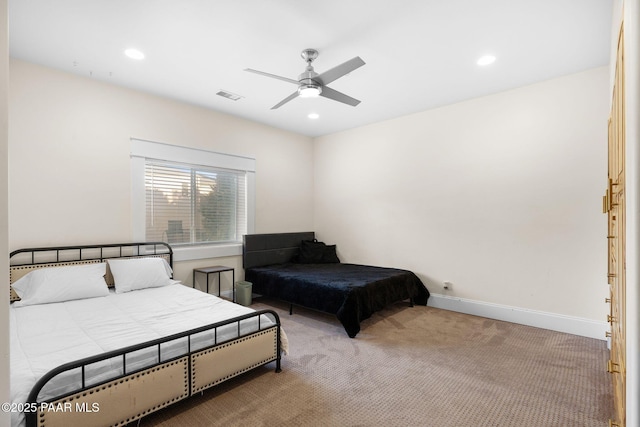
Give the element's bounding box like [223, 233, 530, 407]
[313, 56, 365, 86]
[320, 86, 361, 107]
[244, 68, 300, 85]
[271, 91, 300, 109]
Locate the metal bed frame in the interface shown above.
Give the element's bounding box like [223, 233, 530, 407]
[9, 242, 282, 427]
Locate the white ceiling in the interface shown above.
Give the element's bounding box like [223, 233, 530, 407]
[8, 0, 612, 137]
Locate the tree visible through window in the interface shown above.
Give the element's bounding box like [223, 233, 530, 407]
[145, 161, 247, 245]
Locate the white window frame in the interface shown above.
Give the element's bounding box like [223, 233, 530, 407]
[131, 138, 255, 261]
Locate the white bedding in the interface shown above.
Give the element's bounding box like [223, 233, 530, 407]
[10, 283, 287, 427]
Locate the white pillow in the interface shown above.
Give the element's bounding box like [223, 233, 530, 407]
[12, 263, 109, 307]
[108, 257, 173, 293]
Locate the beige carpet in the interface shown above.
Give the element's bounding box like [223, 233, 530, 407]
[140, 298, 613, 427]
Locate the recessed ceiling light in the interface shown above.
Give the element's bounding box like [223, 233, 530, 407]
[308, 113, 319, 119]
[124, 48, 145, 60]
[477, 55, 496, 66]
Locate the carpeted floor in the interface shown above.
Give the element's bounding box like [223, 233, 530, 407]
[139, 298, 613, 427]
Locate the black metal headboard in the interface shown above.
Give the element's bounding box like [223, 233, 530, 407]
[9, 242, 173, 302]
[243, 232, 314, 269]
[10, 242, 173, 268]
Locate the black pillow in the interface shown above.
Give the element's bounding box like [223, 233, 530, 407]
[322, 244, 340, 263]
[297, 239, 340, 264]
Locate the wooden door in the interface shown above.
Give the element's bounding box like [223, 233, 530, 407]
[604, 22, 625, 427]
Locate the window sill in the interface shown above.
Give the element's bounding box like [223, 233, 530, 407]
[171, 243, 242, 262]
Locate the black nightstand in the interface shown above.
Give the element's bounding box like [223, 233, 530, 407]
[193, 266, 235, 302]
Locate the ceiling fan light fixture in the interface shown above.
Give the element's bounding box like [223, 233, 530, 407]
[298, 84, 322, 98]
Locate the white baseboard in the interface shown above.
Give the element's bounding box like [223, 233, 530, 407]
[428, 293, 608, 341]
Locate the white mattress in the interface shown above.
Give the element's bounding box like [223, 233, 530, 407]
[10, 283, 287, 427]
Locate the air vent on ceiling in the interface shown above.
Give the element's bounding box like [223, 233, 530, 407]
[216, 90, 243, 101]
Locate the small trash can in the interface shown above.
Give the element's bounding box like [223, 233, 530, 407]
[236, 281, 252, 306]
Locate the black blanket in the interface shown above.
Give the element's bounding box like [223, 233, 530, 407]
[245, 263, 429, 337]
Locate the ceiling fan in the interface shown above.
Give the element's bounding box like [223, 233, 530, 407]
[245, 48, 365, 110]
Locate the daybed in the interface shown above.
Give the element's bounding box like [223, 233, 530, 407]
[243, 232, 429, 337]
[9, 242, 284, 427]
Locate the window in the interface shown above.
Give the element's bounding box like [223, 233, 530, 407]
[131, 139, 255, 261]
[145, 161, 247, 245]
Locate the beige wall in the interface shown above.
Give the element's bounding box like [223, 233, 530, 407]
[8, 59, 314, 283]
[1, 0, 9, 424]
[314, 66, 609, 322]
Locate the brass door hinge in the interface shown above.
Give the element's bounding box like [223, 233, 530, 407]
[607, 360, 620, 374]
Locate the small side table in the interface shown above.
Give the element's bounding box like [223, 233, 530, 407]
[193, 266, 235, 302]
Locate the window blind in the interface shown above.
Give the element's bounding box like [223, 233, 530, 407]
[145, 160, 247, 245]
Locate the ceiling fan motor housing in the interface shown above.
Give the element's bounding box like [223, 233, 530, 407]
[300, 48, 319, 63]
[298, 60, 322, 97]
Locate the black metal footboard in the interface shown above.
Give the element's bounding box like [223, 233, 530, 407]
[24, 309, 282, 427]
